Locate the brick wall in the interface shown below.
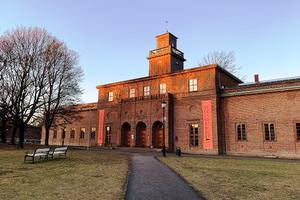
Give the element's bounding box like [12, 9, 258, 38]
[41, 106, 98, 147]
[222, 90, 300, 158]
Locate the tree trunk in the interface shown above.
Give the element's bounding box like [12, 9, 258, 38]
[11, 125, 17, 145]
[18, 124, 25, 149]
[45, 126, 50, 146]
[0, 121, 7, 143]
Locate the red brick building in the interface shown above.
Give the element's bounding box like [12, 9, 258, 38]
[42, 32, 300, 158]
[1, 123, 41, 144]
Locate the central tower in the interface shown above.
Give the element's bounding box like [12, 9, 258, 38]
[148, 32, 186, 76]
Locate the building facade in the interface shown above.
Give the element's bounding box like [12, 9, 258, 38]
[41, 103, 99, 147]
[0, 123, 41, 144]
[42, 32, 300, 159]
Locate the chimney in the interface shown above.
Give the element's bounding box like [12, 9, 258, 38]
[254, 74, 259, 83]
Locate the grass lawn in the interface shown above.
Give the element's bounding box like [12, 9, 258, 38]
[0, 147, 129, 200]
[159, 156, 300, 200]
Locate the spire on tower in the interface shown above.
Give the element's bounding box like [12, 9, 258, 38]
[165, 21, 169, 33]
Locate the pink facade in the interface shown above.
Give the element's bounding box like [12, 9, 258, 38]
[202, 100, 213, 150]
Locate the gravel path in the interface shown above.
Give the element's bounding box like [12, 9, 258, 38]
[125, 155, 202, 200]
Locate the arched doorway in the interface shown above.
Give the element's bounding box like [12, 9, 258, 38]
[121, 122, 131, 147]
[136, 122, 147, 148]
[152, 121, 163, 148]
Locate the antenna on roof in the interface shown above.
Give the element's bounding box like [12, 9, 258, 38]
[165, 21, 169, 33]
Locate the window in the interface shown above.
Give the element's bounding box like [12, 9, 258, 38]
[144, 86, 150, 96]
[189, 79, 198, 92]
[80, 128, 86, 139]
[108, 92, 114, 102]
[190, 124, 199, 147]
[70, 128, 75, 139]
[264, 123, 275, 141]
[53, 129, 57, 139]
[236, 123, 246, 141]
[105, 126, 112, 144]
[296, 123, 300, 141]
[129, 89, 135, 98]
[91, 127, 96, 140]
[160, 83, 167, 94]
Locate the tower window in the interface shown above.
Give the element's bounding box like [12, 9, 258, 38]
[236, 123, 246, 141]
[129, 89, 135, 98]
[189, 79, 198, 92]
[144, 86, 150, 96]
[264, 123, 275, 141]
[160, 83, 166, 94]
[108, 92, 114, 102]
[296, 123, 300, 141]
[190, 124, 199, 147]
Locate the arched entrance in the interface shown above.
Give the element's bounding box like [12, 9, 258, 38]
[136, 122, 147, 148]
[152, 121, 163, 148]
[121, 122, 131, 147]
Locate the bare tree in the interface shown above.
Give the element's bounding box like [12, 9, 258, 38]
[42, 41, 83, 146]
[200, 51, 241, 75]
[0, 27, 56, 148]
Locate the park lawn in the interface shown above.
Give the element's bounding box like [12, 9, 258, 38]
[0, 149, 129, 200]
[159, 156, 300, 200]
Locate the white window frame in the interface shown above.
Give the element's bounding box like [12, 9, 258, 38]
[108, 92, 114, 102]
[144, 86, 150, 96]
[160, 83, 167, 94]
[129, 89, 135, 98]
[189, 123, 199, 147]
[189, 79, 198, 92]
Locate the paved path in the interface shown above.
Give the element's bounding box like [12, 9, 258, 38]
[125, 155, 202, 200]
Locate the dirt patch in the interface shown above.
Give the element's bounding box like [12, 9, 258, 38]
[0, 170, 13, 176]
[17, 167, 33, 171]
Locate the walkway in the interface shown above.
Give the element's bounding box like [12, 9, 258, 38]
[125, 154, 202, 200]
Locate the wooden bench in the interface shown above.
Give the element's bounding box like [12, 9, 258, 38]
[48, 146, 68, 159]
[24, 148, 50, 163]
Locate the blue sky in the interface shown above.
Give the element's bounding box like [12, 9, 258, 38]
[1, 0, 300, 102]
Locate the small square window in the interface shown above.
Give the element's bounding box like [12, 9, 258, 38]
[144, 86, 150, 96]
[189, 79, 198, 92]
[160, 83, 167, 94]
[108, 92, 114, 102]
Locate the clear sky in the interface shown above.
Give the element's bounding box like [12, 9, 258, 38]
[1, 0, 300, 102]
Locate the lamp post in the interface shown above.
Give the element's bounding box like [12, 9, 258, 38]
[161, 101, 167, 157]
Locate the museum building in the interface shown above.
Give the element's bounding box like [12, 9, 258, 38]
[41, 32, 300, 158]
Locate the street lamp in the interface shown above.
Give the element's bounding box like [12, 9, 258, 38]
[161, 101, 167, 157]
